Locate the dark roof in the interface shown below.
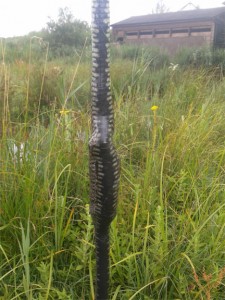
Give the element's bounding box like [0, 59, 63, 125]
[111, 7, 225, 27]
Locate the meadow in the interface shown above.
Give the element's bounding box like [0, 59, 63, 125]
[1, 41, 225, 299]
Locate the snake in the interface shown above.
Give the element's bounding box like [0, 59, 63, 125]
[89, 0, 120, 299]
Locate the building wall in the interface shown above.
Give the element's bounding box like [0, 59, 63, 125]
[214, 20, 225, 47]
[112, 20, 216, 53]
[125, 35, 212, 54]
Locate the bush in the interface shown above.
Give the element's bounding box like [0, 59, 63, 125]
[43, 7, 91, 58]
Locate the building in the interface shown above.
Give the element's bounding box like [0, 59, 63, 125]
[111, 7, 225, 53]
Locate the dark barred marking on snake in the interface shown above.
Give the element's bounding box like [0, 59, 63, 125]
[89, 0, 120, 299]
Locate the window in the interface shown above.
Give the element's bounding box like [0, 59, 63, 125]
[191, 27, 211, 33]
[140, 31, 153, 36]
[172, 28, 189, 34]
[126, 31, 138, 39]
[155, 30, 170, 35]
[126, 32, 138, 36]
[140, 31, 153, 38]
[155, 29, 170, 38]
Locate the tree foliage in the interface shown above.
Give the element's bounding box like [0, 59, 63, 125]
[44, 7, 91, 56]
[152, 0, 169, 14]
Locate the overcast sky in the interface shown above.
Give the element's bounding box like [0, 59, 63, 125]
[0, 0, 225, 37]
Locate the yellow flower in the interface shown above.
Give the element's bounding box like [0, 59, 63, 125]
[151, 105, 159, 111]
[60, 109, 71, 116]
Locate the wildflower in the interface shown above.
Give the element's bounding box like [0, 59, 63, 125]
[151, 105, 159, 111]
[169, 63, 179, 71]
[60, 109, 71, 116]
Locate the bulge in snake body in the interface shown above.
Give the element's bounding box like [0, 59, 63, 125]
[89, 139, 119, 229]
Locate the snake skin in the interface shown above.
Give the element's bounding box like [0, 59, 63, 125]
[89, 0, 120, 299]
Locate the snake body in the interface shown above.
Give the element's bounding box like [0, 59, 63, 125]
[89, 0, 120, 299]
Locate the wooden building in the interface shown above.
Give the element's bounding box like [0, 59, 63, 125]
[111, 7, 225, 53]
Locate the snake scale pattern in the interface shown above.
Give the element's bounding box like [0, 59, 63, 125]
[89, 0, 120, 299]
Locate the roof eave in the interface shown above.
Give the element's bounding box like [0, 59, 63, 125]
[111, 17, 216, 28]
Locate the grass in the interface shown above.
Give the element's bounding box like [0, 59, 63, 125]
[1, 41, 225, 299]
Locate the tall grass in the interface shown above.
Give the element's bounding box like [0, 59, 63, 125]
[1, 42, 225, 299]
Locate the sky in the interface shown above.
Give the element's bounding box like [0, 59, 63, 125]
[0, 0, 225, 38]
